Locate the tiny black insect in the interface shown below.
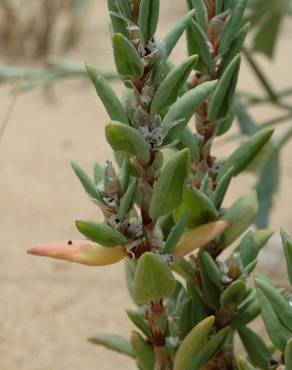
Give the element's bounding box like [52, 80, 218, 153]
[67, 240, 72, 245]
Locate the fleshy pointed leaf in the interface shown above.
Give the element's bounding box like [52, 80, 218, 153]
[255, 277, 292, 332]
[127, 310, 151, 338]
[188, 20, 214, 71]
[164, 10, 195, 57]
[149, 149, 190, 220]
[176, 187, 218, 228]
[133, 253, 176, 305]
[212, 166, 234, 209]
[86, 64, 129, 124]
[200, 251, 223, 288]
[71, 161, 104, 203]
[238, 357, 256, 370]
[163, 80, 217, 125]
[219, 0, 247, 54]
[219, 128, 274, 179]
[93, 163, 104, 185]
[113, 33, 144, 79]
[285, 338, 292, 369]
[236, 229, 274, 267]
[221, 280, 246, 307]
[76, 220, 128, 247]
[139, 0, 160, 42]
[27, 240, 126, 266]
[150, 55, 198, 115]
[88, 333, 135, 358]
[281, 230, 292, 285]
[118, 178, 138, 217]
[187, 327, 231, 370]
[219, 23, 249, 74]
[256, 288, 291, 351]
[238, 326, 271, 370]
[174, 316, 215, 370]
[131, 331, 155, 370]
[191, 0, 207, 31]
[173, 220, 229, 258]
[199, 251, 220, 310]
[107, 0, 129, 37]
[208, 55, 241, 122]
[106, 121, 150, 162]
[221, 191, 259, 247]
[164, 211, 189, 254]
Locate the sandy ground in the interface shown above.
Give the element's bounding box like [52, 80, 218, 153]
[0, 1, 292, 370]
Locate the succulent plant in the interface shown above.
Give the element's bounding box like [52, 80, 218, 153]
[28, 1, 292, 369]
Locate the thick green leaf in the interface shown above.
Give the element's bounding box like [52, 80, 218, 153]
[88, 333, 135, 358]
[255, 277, 292, 332]
[188, 284, 208, 327]
[106, 121, 150, 162]
[120, 158, 130, 192]
[219, 128, 274, 179]
[107, 0, 129, 37]
[256, 288, 291, 351]
[163, 80, 217, 125]
[164, 212, 189, 254]
[173, 221, 229, 258]
[176, 187, 218, 228]
[199, 251, 220, 310]
[71, 161, 104, 203]
[149, 149, 190, 220]
[115, 0, 132, 20]
[191, 0, 207, 31]
[221, 280, 246, 307]
[174, 316, 215, 370]
[281, 230, 292, 285]
[164, 10, 196, 57]
[93, 163, 104, 186]
[200, 251, 222, 288]
[238, 357, 256, 370]
[285, 338, 292, 369]
[86, 65, 128, 124]
[133, 252, 176, 304]
[131, 331, 155, 370]
[179, 128, 201, 160]
[178, 297, 194, 336]
[208, 55, 241, 122]
[187, 327, 231, 370]
[236, 229, 274, 267]
[113, 33, 144, 79]
[124, 258, 135, 299]
[220, 191, 259, 248]
[212, 166, 234, 209]
[118, 178, 138, 217]
[219, 0, 248, 54]
[150, 55, 198, 115]
[126, 310, 151, 338]
[139, 0, 160, 42]
[188, 20, 214, 71]
[76, 220, 127, 247]
[238, 326, 271, 370]
[230, 296, 260, 328]
[219, 23, 249, 74]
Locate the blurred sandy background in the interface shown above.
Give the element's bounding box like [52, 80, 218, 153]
[0, 1, 291, 369]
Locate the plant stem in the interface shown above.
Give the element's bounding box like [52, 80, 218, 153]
[148, 300, 172, 370]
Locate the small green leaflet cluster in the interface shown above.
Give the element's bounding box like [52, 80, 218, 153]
[64, 1, 291, 369]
